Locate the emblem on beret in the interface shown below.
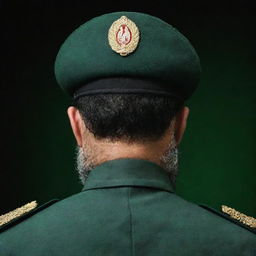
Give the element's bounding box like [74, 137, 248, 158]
[108, 16, 140, 56]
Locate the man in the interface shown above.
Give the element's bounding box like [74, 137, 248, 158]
[0, 11, 255, 256]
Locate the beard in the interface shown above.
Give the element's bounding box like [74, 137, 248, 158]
[76, 139, 178, 187]
[159, 143, 179, 188]
[75, 145, 95, 185]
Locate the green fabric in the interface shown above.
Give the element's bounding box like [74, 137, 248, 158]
[54, 12, 201, 99]
[0, 158, 255, 255]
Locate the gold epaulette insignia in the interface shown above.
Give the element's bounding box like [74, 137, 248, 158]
[0, 201, 37, 227]
[222, 205, 256, 228]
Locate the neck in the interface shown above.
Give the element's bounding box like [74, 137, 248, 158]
[82, 123, 175, 168]
[83, 138, 172, 168]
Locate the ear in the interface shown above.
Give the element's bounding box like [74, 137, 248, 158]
[67, 106, 84, 147]
[174, 106, 190, 145]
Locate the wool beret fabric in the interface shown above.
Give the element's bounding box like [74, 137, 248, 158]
[55, 11, 201, 100]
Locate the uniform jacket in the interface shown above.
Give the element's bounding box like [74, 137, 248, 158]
[0, 158, 255, 255]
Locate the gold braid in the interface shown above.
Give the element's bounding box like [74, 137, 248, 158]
[222, 205, 256, 228]
[0, 201, 37, 226]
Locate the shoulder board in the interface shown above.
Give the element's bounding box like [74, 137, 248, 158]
[222, 205, 256, 229]
[0, 199, 59, 233]
[200, 204, 256, 235]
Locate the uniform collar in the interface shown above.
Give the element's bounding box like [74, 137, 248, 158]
[82, 158, 174, 193]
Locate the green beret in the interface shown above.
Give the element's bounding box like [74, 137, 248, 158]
[55, 11, 201, 101]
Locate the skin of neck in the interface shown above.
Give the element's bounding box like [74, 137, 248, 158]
[67, 106, 189, 168]
[81, 123, 175, 168]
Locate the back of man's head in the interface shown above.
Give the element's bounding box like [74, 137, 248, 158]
[74, 94, 183, 143]
[55, 12, 199, 187]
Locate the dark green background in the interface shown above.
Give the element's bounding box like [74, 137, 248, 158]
[1, 1, 255, 216]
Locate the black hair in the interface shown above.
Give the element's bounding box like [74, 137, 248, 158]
[74, 94, 184, 143]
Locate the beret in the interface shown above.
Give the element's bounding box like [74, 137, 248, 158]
[55, 11, 201, 101]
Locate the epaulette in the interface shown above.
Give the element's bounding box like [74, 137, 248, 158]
[0, 199, 59, 233]
[200, 204, 256, 234]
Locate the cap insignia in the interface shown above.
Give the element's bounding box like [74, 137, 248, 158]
[222, 205, 256, 228]
[108, 16, 140, 56]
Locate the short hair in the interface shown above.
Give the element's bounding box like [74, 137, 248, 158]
[74, 94, 184, 143]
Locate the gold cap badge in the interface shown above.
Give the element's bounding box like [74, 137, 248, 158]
[108, 16, 140, 56]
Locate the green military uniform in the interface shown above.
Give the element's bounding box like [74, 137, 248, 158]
[1, 11, 255, 255]
[0, 159, 255, 255]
